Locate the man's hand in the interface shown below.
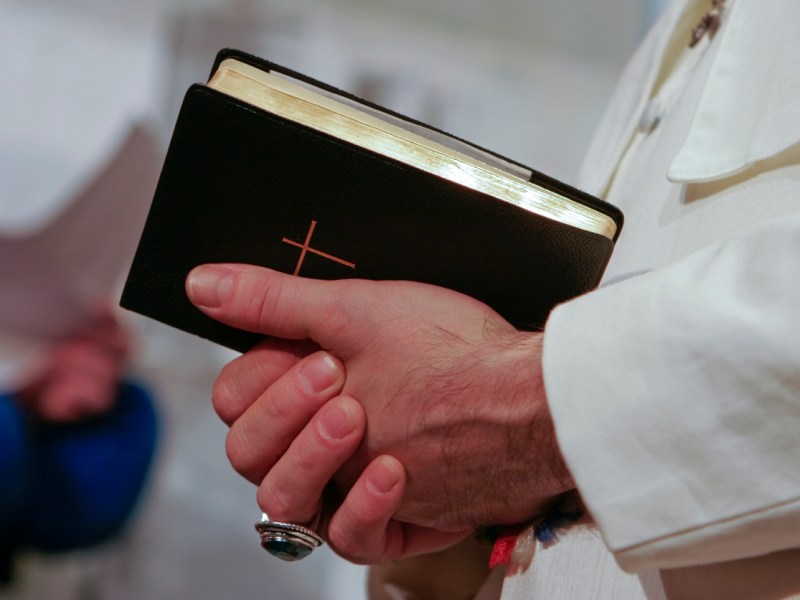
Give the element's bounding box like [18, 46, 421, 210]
[187, 264, 574, 562]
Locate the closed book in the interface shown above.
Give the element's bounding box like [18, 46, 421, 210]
[120, 49, 623, 353]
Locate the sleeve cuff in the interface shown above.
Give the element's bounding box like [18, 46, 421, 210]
[540, 224, 800, 570]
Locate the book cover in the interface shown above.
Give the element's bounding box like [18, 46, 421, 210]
[121, 49, 623, 353]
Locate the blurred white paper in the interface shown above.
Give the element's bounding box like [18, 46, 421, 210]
[0, 1, 163, 384]
[0, 124, 160, 385]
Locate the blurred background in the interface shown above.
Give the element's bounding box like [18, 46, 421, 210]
[1, 0, 667, 598]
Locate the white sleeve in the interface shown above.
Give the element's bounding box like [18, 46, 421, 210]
[542, 213, 800, 573]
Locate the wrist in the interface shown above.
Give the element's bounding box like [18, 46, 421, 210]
[501, 331, 575, 518]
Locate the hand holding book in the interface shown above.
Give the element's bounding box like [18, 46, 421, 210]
[121, 49, 621, 569]
[186, 264, 575, 564]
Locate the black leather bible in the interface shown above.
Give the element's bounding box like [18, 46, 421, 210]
[120, 49, 623, 353]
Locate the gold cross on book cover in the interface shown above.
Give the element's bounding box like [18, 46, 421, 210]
[120, 49, 623, 352]
[283, 220, 356, 276]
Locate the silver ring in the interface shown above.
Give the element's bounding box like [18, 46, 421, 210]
[255, 512, 323, 561]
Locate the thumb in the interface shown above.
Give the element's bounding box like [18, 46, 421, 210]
[186, 263, 347, 343]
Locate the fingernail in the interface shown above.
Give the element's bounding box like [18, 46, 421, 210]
[187, 266, 233, 309]
[366, 458, 401, 495]
[319, 400, 357, 441]
[298, 353, 339, 394]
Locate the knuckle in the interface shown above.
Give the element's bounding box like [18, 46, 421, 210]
[318, 302, 351, 340]
[257, 480, 318, 525]
[318, 280, 363, 339]
[329, 524, 366, 562]
[285, 443, 333, 490]
[211, 374, 238, 425]
[250, 276, 295, 332]
[257, 483, 292, 520]
[217, 270, 280, 329]
[225, 430, 261, 483]
[263, 390, 294, 424]
[290, 447, 316, 477]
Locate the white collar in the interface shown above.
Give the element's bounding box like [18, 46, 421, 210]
[668, 0, 800, 182]
[579, 0, 800, 193]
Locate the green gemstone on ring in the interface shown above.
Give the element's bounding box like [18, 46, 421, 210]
[263, 539, 313, 561]
[256, 515, 323, 562]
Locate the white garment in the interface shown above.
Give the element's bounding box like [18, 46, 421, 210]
[502, 0, 800, 597]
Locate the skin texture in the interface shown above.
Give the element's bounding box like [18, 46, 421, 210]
[186, 264, 575, 563]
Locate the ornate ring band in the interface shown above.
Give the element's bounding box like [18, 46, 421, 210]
[255, 512, 324, 561]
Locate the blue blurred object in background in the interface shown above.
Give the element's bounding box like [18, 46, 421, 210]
[0, 382, 159, 579]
